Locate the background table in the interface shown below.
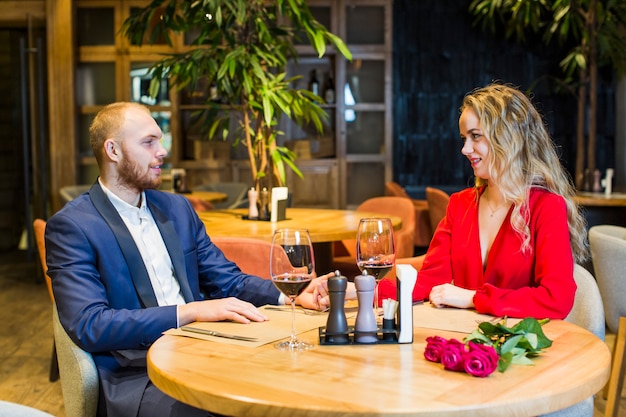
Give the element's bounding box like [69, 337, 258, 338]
[197, 208, 402, 273]
[148, 308, 610, 417]
[575, 192, 626, 229]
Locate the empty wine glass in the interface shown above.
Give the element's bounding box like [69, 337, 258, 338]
[270, 228, 315, 351]
[356, 218, 396, 319]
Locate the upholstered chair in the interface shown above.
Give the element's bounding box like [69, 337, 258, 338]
[333, 196, 416, 279]
[211, 236, 276, 280]
[425, 186, 450, 235]
[588, 225, 626, 334]
[33, 219, 99, 417]
[385, 181, 431, 247]
[542, 264, 605, 417]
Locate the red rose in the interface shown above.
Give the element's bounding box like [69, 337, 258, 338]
[464, 342, 499, 377]
[441, 338, 466, 372]
[424, 336, 447, 363]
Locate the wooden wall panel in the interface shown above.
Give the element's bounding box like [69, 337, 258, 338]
[0, 1, 45, 26]
[47, 0, 76, 212]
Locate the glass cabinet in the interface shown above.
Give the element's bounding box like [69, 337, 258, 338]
[285, 0, 393, 208]
[74, 0, 176, 184]
[70, 0, 392, 208]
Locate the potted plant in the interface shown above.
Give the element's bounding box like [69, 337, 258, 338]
[122, 0, 351, 190]
[468, 0, 626, 190]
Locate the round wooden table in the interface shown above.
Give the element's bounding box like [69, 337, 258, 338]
[197, 208, 402, 273]
[147, 310, 610, 417]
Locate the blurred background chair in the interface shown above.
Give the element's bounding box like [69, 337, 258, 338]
[211, 237, 274, 280]
[425, 186, 450, 235]
[33, 219, 58, 382]
[385, 181, 431, 248]
[193, 182, 249, 209]
[33, 218, 99, 417]
[333, 196, 415, 278]
[59, 185, 91, 204]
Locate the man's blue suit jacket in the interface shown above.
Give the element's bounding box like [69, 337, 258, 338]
[45, 182, 280, 417]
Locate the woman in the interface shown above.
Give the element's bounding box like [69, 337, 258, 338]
[379, 83, 588, 319]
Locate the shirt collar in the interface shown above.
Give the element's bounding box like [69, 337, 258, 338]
[98, 178, 148, 220]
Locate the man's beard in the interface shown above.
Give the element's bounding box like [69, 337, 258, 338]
[118, 156, 162, 191]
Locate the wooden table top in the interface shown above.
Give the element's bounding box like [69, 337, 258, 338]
[575, 192, 626, 207]
[147, 307, 610, 417]
[183, 190, 228, 203]
[198, 208, 402, 243]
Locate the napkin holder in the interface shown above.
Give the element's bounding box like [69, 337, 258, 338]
[396, 264, 417, 343]
[270, 187, 288, 222]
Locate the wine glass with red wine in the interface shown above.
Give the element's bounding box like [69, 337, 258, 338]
[356, 218, 396, 319]
[270, 228, 315, 351]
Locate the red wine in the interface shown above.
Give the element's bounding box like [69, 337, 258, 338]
[358, 262, 393, 280]
[272, 275, 312, 298]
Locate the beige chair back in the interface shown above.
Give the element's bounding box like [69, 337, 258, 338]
[34, 219, 99, 417]
[589, 225, 626, 334]
[52, 304, 99, 417]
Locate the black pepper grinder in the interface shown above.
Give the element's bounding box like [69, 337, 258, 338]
[324, 271, 349, 344]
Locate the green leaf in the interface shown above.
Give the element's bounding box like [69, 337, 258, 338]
[498, 351, 513, 372]
[464, 329, 491, 344]
[500, 334, 523, 355]
[511, 354, 535, 366]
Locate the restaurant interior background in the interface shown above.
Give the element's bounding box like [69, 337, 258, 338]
[0, 0, 624, 255]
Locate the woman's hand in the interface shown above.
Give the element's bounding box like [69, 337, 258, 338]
[429, 283, 476, 309]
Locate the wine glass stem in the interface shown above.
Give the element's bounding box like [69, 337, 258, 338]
[290, 297, 297, 343]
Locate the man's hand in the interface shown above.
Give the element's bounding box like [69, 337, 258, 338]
[428, 283, 476, 309]
[178, 297, 269, 326]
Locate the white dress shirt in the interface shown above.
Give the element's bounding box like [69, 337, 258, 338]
[100, 181, 186, 309]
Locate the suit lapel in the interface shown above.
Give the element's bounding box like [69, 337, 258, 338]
[148, 200, 195, 303]
[89, 183, 159, 308]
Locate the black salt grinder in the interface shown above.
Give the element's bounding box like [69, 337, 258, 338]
[325, 271, 349, 344]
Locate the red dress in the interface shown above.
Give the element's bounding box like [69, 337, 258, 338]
[378, 187, 576, 319]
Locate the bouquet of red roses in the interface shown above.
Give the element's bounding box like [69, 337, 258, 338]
[424, 317, 552, 377]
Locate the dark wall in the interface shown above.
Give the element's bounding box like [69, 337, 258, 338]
[0, 30, 26, 250]
[392, 0, 616, 199]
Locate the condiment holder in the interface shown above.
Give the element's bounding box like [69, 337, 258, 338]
[319, 265, 417, 345]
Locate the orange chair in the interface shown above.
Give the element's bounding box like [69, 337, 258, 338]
[385, 182, 431, 247]
[425, 186, 450, 234]
[333, 196, 416, 278]
[33, 219, 58, 382]
[211, 236, 279, 280]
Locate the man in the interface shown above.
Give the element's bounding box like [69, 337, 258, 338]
[45, 102, 327, 417]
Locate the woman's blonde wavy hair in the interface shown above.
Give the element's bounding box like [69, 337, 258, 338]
[460, 83, 588, 263]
